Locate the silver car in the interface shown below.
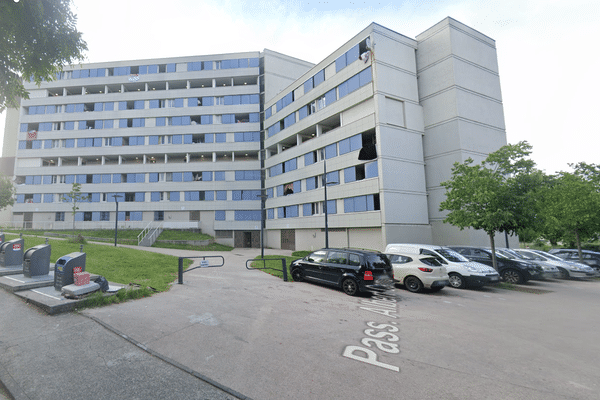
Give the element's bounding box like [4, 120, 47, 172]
[518, 249, 597, 279]
[502, 248, 561, 279]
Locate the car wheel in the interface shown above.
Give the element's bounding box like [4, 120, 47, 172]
[291, 268, 303, 282]
[404, 276, 424, 293]
[448, 273, 466, 289]
[501, 269, 523, 284]
[557, 267, 569, 279]
[341, 278, 359, 296]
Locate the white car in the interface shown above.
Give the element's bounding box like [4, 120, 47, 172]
[385, 243, 499, 289]
[386, 253, 449, 293]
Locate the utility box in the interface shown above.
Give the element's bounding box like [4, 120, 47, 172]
[23, 244, 51, 278]
[0, 233, 5, 245]
[0, 238, 24, 268]
[54, 252, 86, 291]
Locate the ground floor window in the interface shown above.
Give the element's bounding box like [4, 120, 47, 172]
[55, 212, 65, 221]
[154, 211, 164, 221]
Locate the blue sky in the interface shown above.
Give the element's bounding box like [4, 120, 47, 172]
[2, 0, 598, 173]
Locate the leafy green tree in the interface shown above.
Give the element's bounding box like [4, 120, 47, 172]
[439, 141, 539, 271]
[60, 182, 89, 229]
[0, 174, 16, 211]
[0, 0, 87, 111]
[538, 172, 600, 260]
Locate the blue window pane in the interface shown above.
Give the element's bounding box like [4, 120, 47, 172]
[201, 115, 213, 125]
[265, 107, 272, 119]
[43, 194, 53, 203]
[232, 191, 241, 201]
[249, 113, 259, 123]
[173, 173, 182, 182]
[366, 194, 375, 211]
[277, 207, 284, 219]
[183, 172, 193, 182]
[151, 192, 161, 202]
[188, 98, 198, 107]
[167, 63, 176, 72]
[304, 78, 313, 94]
[339, 138, 350, 155]
[174, 98, 184, 108]
[205, 191, 214, 201]
[104, 120, 113, 129]
[347, 44, 360, 64]
[303, 203, 311, 216]
[148, 65, 158, 74]
[43, 175, 52, 184]
[284, 113, 296, 129]
[249, 58, 259, 67]
[276, 185, 284, 197]
[149, 100, 159, 109]
[94, 120, 103, 129]
[92, 174, 101, 184]
[327, 200, 337, 214]
[102, 174, 111, 183]
[202, 96, 214, 106]
[91, 193, 100, 202]
[170, 192, 180, 201]
[355, 196, 367, 212]
[250, 94, 259, 104]
[314, 70, 325, 86]
[299, 105, 308, 120]
[359, 66, 372, 87]
[347, 74, 360, 94]
[118, 101, 127, 110]
[205, 134, 214, 143]
[267, 209, 274, 219]
[183, 134, 192, 144]
[325, 88, 336, 106]
[216, 191, 226, 200]
[134, 100, 145, 110]
[234, 132, 243, 142]
[172, 135, 182, 144]
[119, 119, 127, 128]
[76, 174, 85, 184]
[16, 195, 25, 203]
[78, 121, 86, 130]
[215, 210, 225, 221]
[156, 117, 165, 126]
[149, 173, 158, 182]
[350, 134, 362, 152]
[344, 167, 356, 183]
[65, 139, 75, 148]
[338, 81, 349, 99]
[136, 173, 145, 183]
[325, 143, 337, 159]
[113, 137, 122, 146]
[214, 171, 225, 181]
[336, 53, 347, 72]
[104, 102, 114, 111]
[215, 133, 226, 143]
[25, 176, 33, 185]
[149, 136, 158, 145]
[344, 198, 354, 213]
[326, 171, 339, 185]
[202, 171, 212, 181]
[365, 161, 378, 178]
[306, 177, 316, 191]
[20, 124, 28, 132]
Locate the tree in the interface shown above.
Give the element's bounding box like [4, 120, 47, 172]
[538, 172, 600, 260]
[0, 0, 87, 111]
[0, 175, 16, 211]
[439, 141, 539, 271]
[60, 182, 89, 229]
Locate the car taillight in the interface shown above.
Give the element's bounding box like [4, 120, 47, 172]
[418, 267, 433, 273]
[364, 271, 374, 280]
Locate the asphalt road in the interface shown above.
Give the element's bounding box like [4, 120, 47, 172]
[81, 255, 600, 400]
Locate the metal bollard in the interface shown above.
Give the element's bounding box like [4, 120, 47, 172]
[178, 257, 184, 284]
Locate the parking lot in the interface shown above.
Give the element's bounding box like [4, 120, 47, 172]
[79, 250, 600, 400]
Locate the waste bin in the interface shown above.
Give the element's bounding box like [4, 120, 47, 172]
[54, 252, 86, 290]
[0, 238, 24, 268]
[23, 244, 51, 278]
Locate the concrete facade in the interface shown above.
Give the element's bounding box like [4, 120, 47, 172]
[4, 17, 513, 250]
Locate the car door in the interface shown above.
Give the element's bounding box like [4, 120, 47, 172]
[324, 250, 349, 285]
[470, 249, 494, 268]
[301, 250, 327, 281]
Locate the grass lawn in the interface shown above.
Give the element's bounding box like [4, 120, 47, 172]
[249, 251, 308, 281]
[4, 233, 187, 292]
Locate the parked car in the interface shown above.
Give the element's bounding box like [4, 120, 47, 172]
[384, 243, 499, 289]
[548, 249, 600, 273]
[523, 249, 598, 279]
[448, 246, 542, 284]
[290, 248, 394, 296]
[496, 248, 561, 279]
[386, 253, 449, 293]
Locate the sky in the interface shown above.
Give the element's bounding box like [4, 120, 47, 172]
[2, 0, 599, 174]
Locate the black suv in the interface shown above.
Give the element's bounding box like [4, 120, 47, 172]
[290, 248, 394, 296]
[548, 249, 600, 273]
[449, 246, 542, 284]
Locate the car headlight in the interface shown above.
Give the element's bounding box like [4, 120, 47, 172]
[465, 265, 479, 272]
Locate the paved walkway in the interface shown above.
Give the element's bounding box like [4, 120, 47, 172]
[0, 245, 294, 400]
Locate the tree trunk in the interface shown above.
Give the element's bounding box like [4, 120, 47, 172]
[576, 228, 583, 263]
[489, 232, 498, 271]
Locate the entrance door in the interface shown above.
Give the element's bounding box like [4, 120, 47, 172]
[23, 212, 33, 229]
[281, 229, 295, 251]
[243, 232, 252, 248]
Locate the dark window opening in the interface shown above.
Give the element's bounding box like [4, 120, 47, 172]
[86, 175, 93, 183]
[155, 211, 164, 221]
[84, 103, 94, 112]
[189, 211, 200, 221]
[83, 212, 92, 221]
[124, 192, 135, 202]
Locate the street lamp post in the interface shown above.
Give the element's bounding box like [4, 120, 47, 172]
[112, 194, 123, 246]
[323, 154, 330, 248]
[256, 191, 269, 259]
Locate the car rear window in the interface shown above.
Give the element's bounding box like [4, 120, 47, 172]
[326, 251, 348, 264]
[420, 257, 442, 267]
[367, 254, 392, 269]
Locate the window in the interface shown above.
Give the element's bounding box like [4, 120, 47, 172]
[83, 212, 92, 221]
[55, 212, 65, 221]
[189, 211, 200, 221]
[100, 212, 110, 221]
[154, 211, 164, 221]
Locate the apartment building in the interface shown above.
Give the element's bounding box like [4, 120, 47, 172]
[5, 17, 513, 250]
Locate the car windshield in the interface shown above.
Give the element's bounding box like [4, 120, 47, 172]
[437, 248, 469, 262]
[367, 254, 392, 269]
[496, 249, 516, 259]
[537, 252, 563, 261]
[516, 251, 542, 261]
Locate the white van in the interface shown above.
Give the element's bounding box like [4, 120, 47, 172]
[384, 243, 500, 289]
